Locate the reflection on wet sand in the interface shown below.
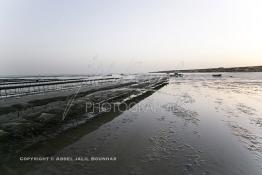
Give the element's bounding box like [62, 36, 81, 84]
[2, 73, 262, 175]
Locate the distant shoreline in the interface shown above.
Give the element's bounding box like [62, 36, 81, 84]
[151, 66, 262, 73]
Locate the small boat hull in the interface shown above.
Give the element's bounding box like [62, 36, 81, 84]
[212, 74, 222, 77]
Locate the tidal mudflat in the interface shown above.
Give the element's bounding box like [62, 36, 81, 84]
[1, 73, 262, 175]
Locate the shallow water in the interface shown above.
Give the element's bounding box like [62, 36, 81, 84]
[2, 73, 262, 175]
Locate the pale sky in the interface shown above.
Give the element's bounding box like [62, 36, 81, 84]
[0, 0, 262, 75]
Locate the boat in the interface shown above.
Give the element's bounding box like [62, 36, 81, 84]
[212, 74, 222, 77]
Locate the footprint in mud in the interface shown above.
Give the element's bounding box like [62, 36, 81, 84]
[156, 116, 166, 121]
[143, 129, 206, 174]
[121, 118, 134, 124]
[214, 98, 223, 105]
[236, 103, 257, 116]
[162, 103, 199, 125]
[228, 122, 262, 159]
[145, 130, 180, 162]
[250, 117, 262, 127]
[179, 93, 195, 104]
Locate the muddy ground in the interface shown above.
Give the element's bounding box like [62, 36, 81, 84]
[1, 73, 262, 175]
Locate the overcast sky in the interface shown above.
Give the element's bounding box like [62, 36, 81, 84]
[0, 0, 262, 75]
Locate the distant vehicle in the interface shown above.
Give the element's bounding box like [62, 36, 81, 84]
[169, 73, 183, 77]
[212, 74, 222, 77]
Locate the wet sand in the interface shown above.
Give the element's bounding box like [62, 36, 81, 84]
[1, 73, 262, 175]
